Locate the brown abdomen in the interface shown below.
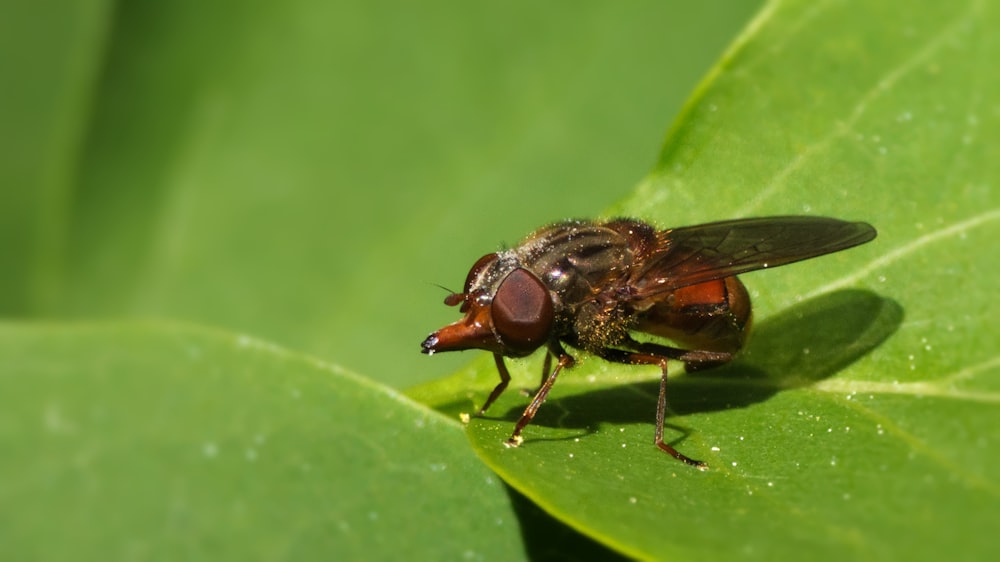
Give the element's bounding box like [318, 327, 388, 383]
[635, 276, 753, 354]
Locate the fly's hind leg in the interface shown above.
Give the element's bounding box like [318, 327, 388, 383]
[628, 338, 735, 373]
[595, 341, 730, 470]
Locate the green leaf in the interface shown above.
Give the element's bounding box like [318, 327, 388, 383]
[0, 323, 525, 561]
[415, 0, 1000, 559]
[0, 1, 758, 387]
[2, 2, 766, 558]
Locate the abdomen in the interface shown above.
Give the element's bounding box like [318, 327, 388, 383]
[635, 276, 753, 355]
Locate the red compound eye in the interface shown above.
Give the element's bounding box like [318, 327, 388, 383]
[491, 268, 553, 354]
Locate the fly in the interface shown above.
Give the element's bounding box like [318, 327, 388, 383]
[421, 216, 877, 469]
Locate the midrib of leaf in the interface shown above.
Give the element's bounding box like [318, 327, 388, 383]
[583, 370, 1000, 404]
[810, 368, 1000, 403]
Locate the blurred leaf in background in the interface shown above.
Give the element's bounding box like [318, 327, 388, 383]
[0, 0, 759, 387]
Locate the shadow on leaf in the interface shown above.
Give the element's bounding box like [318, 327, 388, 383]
[500, 289, 903, 429]
[504, 483, 630, 562]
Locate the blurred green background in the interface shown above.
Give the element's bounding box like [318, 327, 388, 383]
[1, 1, 761, 386]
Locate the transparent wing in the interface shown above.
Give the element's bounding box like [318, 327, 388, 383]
[628, 216, 877, 299]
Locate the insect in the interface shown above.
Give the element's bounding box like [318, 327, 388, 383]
[421, 216, 876, 469]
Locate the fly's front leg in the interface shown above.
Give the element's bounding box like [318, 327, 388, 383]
[535, 352, 553, 393]
[506, 344, 575, 447]
[478, 353, 512, 416]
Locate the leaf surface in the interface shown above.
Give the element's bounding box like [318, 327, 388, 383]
[0, 323, 524, 561]
[416, 1, 1000, 559]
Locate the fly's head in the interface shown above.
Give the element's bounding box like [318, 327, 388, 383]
[421, 252, 554, 358]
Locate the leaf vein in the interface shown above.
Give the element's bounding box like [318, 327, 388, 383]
[801, 207, 1000, 298]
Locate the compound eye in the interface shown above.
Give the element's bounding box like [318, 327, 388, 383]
[491, 268, 554, 353]
[464, 253, 499, 294]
